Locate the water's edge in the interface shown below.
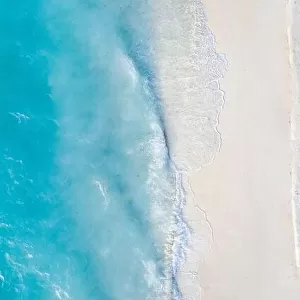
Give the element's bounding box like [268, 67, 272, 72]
[151, 0, 227, 299]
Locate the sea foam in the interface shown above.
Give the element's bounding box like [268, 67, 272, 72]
[151, 0, 227, 299]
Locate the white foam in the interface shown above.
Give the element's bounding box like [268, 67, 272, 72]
[0, 222, 11, 229]
[92, 179, 109, 207]
[151, 0, 227, 299]
[9, 112, 30, 124]
[152, 0, 226, 170]
[52, 284, 71, 300]
[115, 49, 138, 90]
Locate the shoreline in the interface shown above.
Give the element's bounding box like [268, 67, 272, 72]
[150, 1, 226, 299]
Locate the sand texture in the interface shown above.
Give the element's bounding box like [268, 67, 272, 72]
[184, 0, 300, 299]
[154, 0, 300, 299]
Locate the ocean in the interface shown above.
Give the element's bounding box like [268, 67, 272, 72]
[0, 0, 189, 299]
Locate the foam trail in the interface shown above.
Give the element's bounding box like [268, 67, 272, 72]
[150, 0, 227, 299]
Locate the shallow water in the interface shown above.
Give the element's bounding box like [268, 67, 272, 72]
[0, 1, 187, 299]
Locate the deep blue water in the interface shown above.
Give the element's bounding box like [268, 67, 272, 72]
[0, 0, 187, 299]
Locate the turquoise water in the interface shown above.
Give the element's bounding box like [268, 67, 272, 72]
[0, 0, 188, 299]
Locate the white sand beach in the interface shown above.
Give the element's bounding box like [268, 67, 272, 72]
[289, 0, 300, 270]
[185, 0, 300, 299]
[154, 0, 300, 299]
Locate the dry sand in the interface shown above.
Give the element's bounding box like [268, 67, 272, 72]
[181, 0, 300, 299]
[289, 0, 300, 270]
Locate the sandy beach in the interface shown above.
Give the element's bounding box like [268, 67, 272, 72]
[154, 0, 300, 299]
[183, 0, 300, 299]
[290, 0, 300, 270]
